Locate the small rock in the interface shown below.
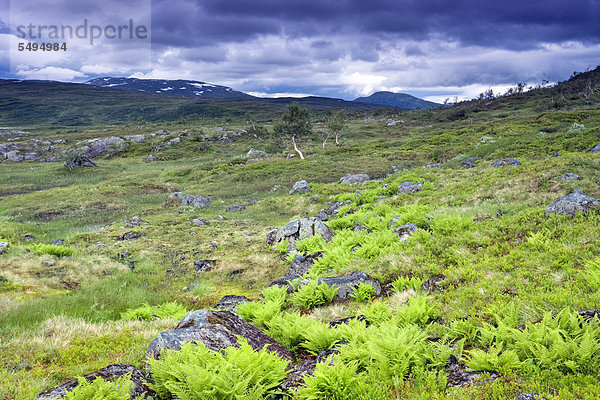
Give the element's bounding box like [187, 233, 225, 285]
[551, 152, 561, 157]
[211, 241, 218, 250]
[315, 271, 382, 301]
[423, 164, 443, 169]
[192, 218, 210, 226]
[24, 234, 36, 241]
[460, 157, 479, 168]
[515, 393, 548, 400]
[226, 204, 246, 212]
[396, 181, 423, 194]
[339, 173, 370, 184]
[0, 241, 9, 254]
[41, 261, 57, 267]
[285, 252, 322, 278]
[145, 154, 157, 163]
[353, 220, 370, 232]
[194, 260, 216, 273]
[421, 275, 446, 292]
[117, 231, 145, 241]
[545, 189, 600, 215]
[163, 192, 211, 208]
[267, 276, 299, 294]
[290, 180, 311, 195]
[491, 158, 521, 167]
[246, 148, 269, 158]
[50, 239, 64, 246]
[392, 223, 418, 243]
[561, 173, 580, 180]
[316, 200, 351, 221]
[125, 215, 149, 227]
[246, 197, 261, 205]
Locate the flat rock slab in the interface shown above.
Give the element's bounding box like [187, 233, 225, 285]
[561, 173, 580, 180]
[214, 295, 250, 312]
[275, 217, 334, 243]
[339, 173, 370, 184]
[316, 271, 382, 301]
[146, 310, 293, 361]
[545, 189, 600, 215]
[35, 364, 154, 399]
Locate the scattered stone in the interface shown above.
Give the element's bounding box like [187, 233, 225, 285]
[274, 217, 335, 243]
[266, 229, 278, 246]
[191, 218, 210, 226]
[424, 164, 443, 169]
[285, 252, 322, 278]
[24, 234, 36, 241]
[587, 142, 600, 153]
[491, 158, 522, 167]
[146, 310, 293, 361]
[41, 261, 56, 267]
[85, 136, 128, 158]
[145, 154, 157, 163]
[246, 158, 263, 162]
[396, 181, 423, 194]
[125, 215, 149, 227]
[421, 274, 447, 292]
[392, 223, 418, 243]
[162, 192, 211, 208]
[226, 204, 246, 212]
[545, 189, 600, 215]
[561, 173, 580, 180]
[194, 259, 216, 273]
[246, 148, 269, 158]
[460, 157, 479, 168]
[35, 364, 154, 400]
[0, 241, 9, 254]
[515, 393, 548, 400]
[316, 200, 351, 221]
[339, 173, 370, 184]
[353, 220, 370, 232]
[267, 276, 299, 294]
[280, 359, 317, 392]
[50, 239, 64, 246]
[117, 231, 145, 241]
[551, 152, 561, 157]
[246, 197, 261, 205]
[315, 271, 382, 301]
[65, 154, 96, 170]
[214, 295, 250, 312]
[578, 310, 600, 321]
[211, 241, 218, 250]
[290, 180, 311, 195]
[389, 164, 417, 174]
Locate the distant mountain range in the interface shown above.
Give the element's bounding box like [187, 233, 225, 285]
[86, 77, 255, 100]
[355, 91, 440, 109]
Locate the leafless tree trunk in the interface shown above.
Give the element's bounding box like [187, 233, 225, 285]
[322, 132, 330, 149]
[292, 135, 305, 159]
[335, 132, 340, 145]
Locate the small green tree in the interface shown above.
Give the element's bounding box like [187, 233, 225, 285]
[325, 109, 346, 147]
[273, 103, 312, 159]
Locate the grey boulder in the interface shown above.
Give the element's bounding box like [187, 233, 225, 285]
[285, 252, 322, 278]
[163, 192, 211, 208]
[491, 158, 521, 167]
[545, 189, 600, 215]
[246, 148, 269, 158]
[274, 217, 334, 243]
[396, 181, 423, 194]
[86, 136, 128, 158]
[392, 223, 418, 243]
[561, 173, 580, 181]
[339, 174, 370, 184]
[0, 241, 9, 254]
[587, 142, 600, 153]
[460, 157, 479, 168]
[316, 271, 382, 301]
[290, 180, 311, 195]
[146, 310, 293, 361]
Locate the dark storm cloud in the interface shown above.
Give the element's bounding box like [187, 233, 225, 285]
[152, 0, 600, 50]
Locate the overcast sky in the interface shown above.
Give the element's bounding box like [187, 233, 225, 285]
[1, 0, 599, 101]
